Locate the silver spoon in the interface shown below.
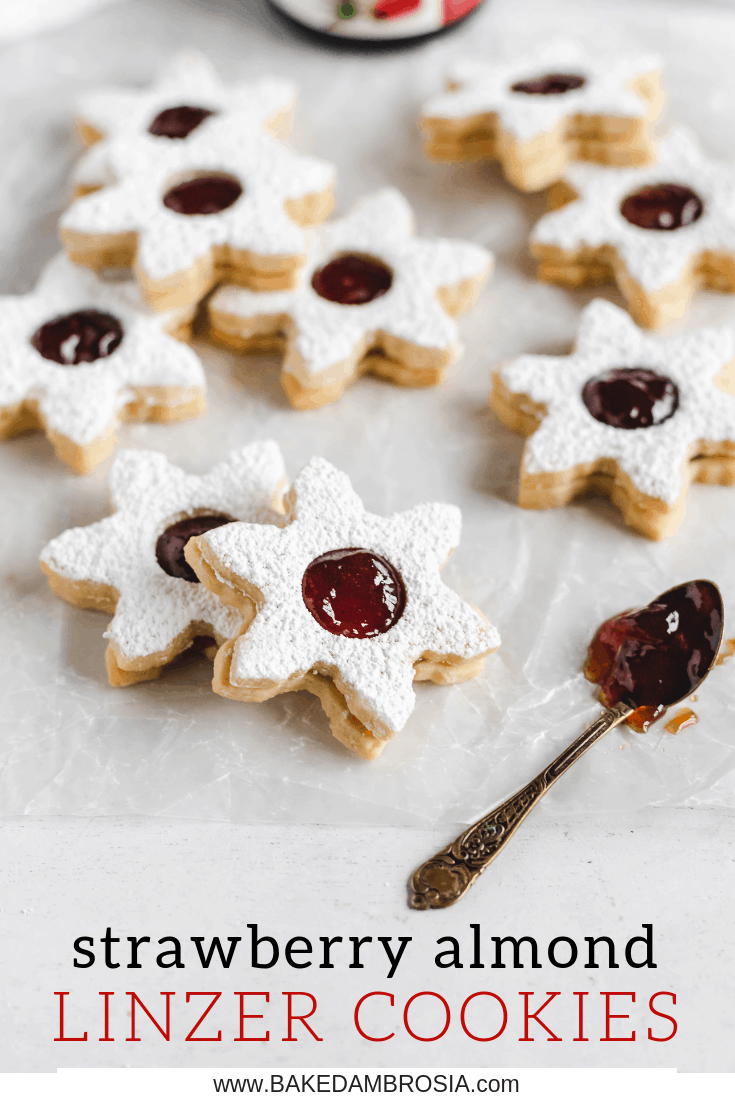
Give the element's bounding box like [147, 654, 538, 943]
[408, 579, 724, 910]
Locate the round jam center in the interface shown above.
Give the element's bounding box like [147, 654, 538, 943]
[311, 255, 393, 305]
[156, 514, 231, 583]
[584, 580, 723, 732]
[31, 309, 123, 365]
[511, 72, 586, 95]
[620, 184, 704, 231]
[582, 367, 679, 430]
[163, 175, 242, 216]
[302, 547, 406, 639]
[148, 105, 216, 139]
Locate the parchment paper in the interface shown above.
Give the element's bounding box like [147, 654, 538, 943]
[2, 0, 735, 827]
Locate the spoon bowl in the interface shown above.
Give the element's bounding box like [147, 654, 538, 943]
[408, 579, 724, 910]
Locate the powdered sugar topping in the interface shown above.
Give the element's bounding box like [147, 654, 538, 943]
[61, 118, 336, 281]
[209, 189, 492, 376]
[498, 298, 735, 504]
[40, 442, 287, 660]
[422, 39, 661, 142]
[0, 253, 204, 445]
[197, 456, 499, 733]
[75, 51, 296, 190]
[532, 128, 735, 291]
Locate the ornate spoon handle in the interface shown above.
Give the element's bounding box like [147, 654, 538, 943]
[408, 700, 633, 910]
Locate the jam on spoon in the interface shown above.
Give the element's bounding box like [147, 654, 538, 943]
[408, 579, 723, 910]
[584, 579, 723, 731]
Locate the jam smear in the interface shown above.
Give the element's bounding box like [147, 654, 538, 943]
[582, 366, 679, 430]
[156, 514, 231, 583]
[31, 310, 123, 366]
[163, 175, 242, 216]
[584, 580, 723, 732]
[302, 547, 406, 638]
[311, 255, 393, 305]
[148, 105, 216, 139]
[664, 707, 698, 735]
[620, 184, 703, 231]
[511, 73, 586, 95]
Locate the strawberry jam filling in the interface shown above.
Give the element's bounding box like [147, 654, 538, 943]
[582, 367, 679, 430]
[584, 580, 722, 731]
[311, 255, 393, 305]
[31, 310, 123, 365]
[511, 73, 586, 95]
[163, 175, 242, 215]
[148, 105, 216, 139]
[620, 184, 703, 231]
[156, 515, 231, 583]
[302, 547, 406, 638]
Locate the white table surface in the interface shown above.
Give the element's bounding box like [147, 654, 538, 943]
[2, 0, 735, 1076]
[2, 809, 735, 1072]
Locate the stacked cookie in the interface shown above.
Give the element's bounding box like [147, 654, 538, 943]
[22, 53, 500, 759]
[420, 39, 735, 540]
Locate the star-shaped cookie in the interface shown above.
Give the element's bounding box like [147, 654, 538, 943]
[0, 253, 205, 474]
[40, 442, 287, 685]
[421, 40, 663, 192]
[74, 51, 297, 193]
[207, 188, 492, 409]
[490, 298, 735, 539]
[60, 116, 336, 311]
[184, 456, 500, 760]
[531, 128, 735, 328]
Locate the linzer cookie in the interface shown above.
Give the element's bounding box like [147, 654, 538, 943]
[0, 254, 204, 474]
[489, 299, 735, 540]
[40, 442, 286, 686]
[207, 189, 492, 409]
[60, 115, 336, 311]
[74, 51, 297, 194]
[420, 41, 663, 192]
[531, 128, 735, 328]
[183, 457, 499, 760]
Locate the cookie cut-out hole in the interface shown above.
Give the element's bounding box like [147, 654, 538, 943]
[163, 173, 242, 216]
[511, 73, 586, 95]
[148, 105, 216, 139]
[156, 514, 231, 583]
[582, 366, 679, 430]
[31, 309, 123, 365]
[302, 547, 406, 638]
[311, 254, 393, 305]
[620, 183, 703, 231]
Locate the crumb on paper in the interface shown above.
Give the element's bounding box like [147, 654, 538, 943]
[715, 637, 735, 665]
[665, 707, 698, 735]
